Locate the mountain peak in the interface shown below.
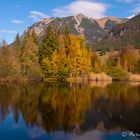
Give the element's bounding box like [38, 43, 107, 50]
[75, 13, 87, 26]
[96, 16, 126, 28]
[76, 13, 86, 18]
[25, 14, 128, 47]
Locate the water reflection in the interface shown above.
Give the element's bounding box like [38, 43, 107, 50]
[0, 82, 140, 140]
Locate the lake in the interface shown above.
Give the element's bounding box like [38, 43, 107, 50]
[0, 82, 140, 140]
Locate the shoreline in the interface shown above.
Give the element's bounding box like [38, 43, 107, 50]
[1, 73, 140, 85]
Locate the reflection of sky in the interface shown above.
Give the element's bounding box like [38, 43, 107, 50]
[0, 112, 139, 140]
[71, 130, 140, 140]
[0, 112, 71, 140]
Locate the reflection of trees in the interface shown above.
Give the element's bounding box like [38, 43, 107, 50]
[106, 82, 140, 108]
[81, 82, 140, 134]
[0, 84, 43, 126]
[0, 85, 21, 121]
[81, 97, 140, 134]
[0, 82, 140, 134]
[38, 83, 92, 132]
[0, 83, 92, 131]
[19, 84, 43, 126]
[91, 82, 140, 108]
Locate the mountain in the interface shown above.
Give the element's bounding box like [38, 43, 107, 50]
[27, 14, 126, 46]
[109, 14, 140, 42]
[0, 40, 3, 47]
[0, 42, 2, 47]
[96, 16, 127, 32]
[98, 13, 140, 51]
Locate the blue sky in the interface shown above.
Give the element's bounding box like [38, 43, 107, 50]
[0, 0, 140, 43]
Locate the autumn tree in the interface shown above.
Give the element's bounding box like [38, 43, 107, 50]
[120, 45, 139, 73]
[0, 43, 21, 80]
[66, 35, 91, 78]
[91, 51, 108, 73]
[41, 33, 91, 80]
[20, 31, 41, 81]
[106, 51, 120, 67]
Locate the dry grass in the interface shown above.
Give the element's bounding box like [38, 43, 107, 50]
[89, 72, 112, 81]
[129, 74, 140, 82]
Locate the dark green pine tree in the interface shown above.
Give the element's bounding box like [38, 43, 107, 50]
[31, 30, 39, 46]
[64, 26, 70, 47]
[12, 33, 21, 58]
[63, 26, 70, 56]
[39, 25, 59, 62]
[13, 33, 21, 50]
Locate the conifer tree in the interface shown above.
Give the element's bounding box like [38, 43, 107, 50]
[13, 33, 20, 49]
[39, 26, 59, 62]
[31, 30, 39, 46]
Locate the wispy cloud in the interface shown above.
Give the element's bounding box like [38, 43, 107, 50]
[131, 3, 140, 14]
[116, 0, 140, 18]
[117, 0, 135, 3]
[15, 5, 21, 8]
[0, 30, 17, 34]
[29, 11, 49, 21]
[11, 20, 24, 24]
[52, 1, 108, 19]
[0, 37, 3, 42]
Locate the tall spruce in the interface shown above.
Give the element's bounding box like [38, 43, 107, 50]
[39, 26, 59, 62]
[31, 30, 39, 46]
[12, 33, 21, 58]
[13, 33, 20, 49]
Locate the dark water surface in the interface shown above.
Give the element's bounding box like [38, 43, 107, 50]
[0, 82, 140, 140]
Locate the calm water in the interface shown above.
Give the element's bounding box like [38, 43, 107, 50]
[0, 82, 140, 140]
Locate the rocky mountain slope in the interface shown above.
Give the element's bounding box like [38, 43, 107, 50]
[109, 14, 140, 40]
[27, 14, 126, 46]
[98, 13, 140, 51]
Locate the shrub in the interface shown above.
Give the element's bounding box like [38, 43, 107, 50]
[108, 67, 128, 81]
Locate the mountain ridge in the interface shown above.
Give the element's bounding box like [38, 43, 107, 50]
[97, 13, 140, 51]
[27, 14, 126, 46]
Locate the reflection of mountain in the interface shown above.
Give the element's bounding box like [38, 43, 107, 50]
[0, 40, 3, 47]
[0, 82, 140, 136]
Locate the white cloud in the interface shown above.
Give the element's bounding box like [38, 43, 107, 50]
[131, 3, 140, 14]
[29, 11, 49, 21]
[127, 14, 135, 19]
[11, 20, 24, 24]
[52, 1, 108, 19]
[0, 30, 17, 34]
